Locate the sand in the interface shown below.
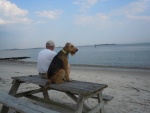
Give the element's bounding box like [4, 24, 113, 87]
[0, 61, 150, 113]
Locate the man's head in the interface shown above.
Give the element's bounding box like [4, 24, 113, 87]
[46, 40, 55, 50]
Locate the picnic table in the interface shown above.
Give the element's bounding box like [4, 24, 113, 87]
[1, 75, 108, 113]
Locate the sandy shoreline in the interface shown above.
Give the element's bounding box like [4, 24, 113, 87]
[0, 61, 150, 113]
[2, 59, 150, 70]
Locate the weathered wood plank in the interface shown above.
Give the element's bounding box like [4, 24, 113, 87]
[87, 101, 104, 113]
[25, 95, 75, 112]
[15, 88, 42, 97]
[29, 75, 40, 78]
[12, 76, 48, 86]
[75, 94, 84, 113]
[69, 93, 113, 101]
[42, 87, 50, 100]
[1, 80, 21, 113]
[92, 94, 114, 101]
[97, 92, 104, 113]
[0, 92, 59, 113]
[9, 80, 21, 96]
[65, 92, 91, 111]
[27, 75, 113, 101]
[12, 76, 108, 95]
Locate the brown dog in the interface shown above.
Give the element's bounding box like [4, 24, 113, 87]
[47, 42, 78, 84]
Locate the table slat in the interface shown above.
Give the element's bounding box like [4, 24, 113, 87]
[12, 76, 108, 95]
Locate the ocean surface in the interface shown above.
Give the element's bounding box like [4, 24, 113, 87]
[0, 43, 150, 69]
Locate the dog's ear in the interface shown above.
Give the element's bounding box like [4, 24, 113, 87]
[65, 42, 70, 48]
[65, 43, 70, 47]
[63, 42, 70, 51]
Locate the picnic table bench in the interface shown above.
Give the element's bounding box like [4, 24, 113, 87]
[0, 92, 59, 113]
[1, 75, 108, 113]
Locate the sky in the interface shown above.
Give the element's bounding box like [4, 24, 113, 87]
[0, 0, 150, 49]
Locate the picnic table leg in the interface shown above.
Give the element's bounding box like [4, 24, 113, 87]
[41, 87, 50, 100]
[75, 94, 84, 113]
[65, 92, 91, 111]
[1, 80, 20, 113]
[97, 91, 104, 113]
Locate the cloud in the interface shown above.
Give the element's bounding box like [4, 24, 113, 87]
[36, 10, 63, 20]
[125, 0, 150, 21]
[74, 0, 99, 13]
[112, 0, 150, 21]
[73, 0, 109, 26]
[0, 18, 7, 25]
[127, 15, 150, 21]
[74, 13, 109, 25]
[0, 0, 30, 25]
[74, 0, 109, 13]
[124, 0, 148, 15]
[74, 0, 150, 26]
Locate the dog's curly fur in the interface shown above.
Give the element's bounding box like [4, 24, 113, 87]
[47, 42, 78, 84]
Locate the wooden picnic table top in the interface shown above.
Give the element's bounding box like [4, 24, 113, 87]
[12, 75, 108, 95]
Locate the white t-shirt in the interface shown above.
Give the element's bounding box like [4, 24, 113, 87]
[37, 49, 57, 73]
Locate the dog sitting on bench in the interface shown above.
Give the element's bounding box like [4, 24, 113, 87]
[47, 42, 78, 84]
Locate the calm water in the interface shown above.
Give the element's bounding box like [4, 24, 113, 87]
[0, 43, 150, 69]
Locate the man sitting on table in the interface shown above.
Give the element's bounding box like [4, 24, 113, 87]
[37, 40, 71, 79]
[37, 40, 57, 79]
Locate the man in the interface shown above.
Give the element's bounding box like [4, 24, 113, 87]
[37, 40, 57, 79]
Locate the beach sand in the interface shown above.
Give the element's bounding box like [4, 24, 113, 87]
[0, 61, 150, 113]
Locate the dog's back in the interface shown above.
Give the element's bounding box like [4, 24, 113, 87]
[47, 51, 64, 79]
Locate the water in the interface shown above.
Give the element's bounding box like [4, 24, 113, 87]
[0, 43, 150, 69]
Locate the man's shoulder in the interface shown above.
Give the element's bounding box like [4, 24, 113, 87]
[40, 49, 56, 55]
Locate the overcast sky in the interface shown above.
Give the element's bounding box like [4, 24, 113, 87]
[0, 0, 150, 49]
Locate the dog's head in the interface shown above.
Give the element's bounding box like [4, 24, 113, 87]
[63, 43, 78, 55]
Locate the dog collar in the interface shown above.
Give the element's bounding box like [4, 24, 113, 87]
[62, 49, 66, 54]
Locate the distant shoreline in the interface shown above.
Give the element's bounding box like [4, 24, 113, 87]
[0, 60, 150, 70]
[1, 42, 150, 51]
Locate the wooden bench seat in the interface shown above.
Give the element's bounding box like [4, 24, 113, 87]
[0, 92, 59, 113]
